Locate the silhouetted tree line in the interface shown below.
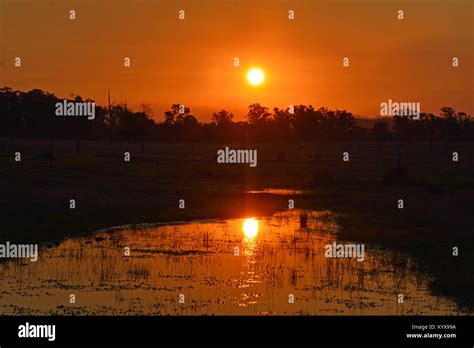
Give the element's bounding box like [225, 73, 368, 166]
[1, 87, 473, 143]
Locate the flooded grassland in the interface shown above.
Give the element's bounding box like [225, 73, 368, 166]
[0, 210, 468, 316]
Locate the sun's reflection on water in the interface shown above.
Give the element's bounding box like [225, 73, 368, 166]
[0, 210, 466, 315]
[242, 218, 259, 240]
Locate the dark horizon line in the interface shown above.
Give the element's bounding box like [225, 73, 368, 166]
[1, 86, 471, 122]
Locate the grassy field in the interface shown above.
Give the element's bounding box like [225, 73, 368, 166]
[1, 138, 473, 309]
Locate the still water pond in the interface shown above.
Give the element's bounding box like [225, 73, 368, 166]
[0, 210, 467, 315]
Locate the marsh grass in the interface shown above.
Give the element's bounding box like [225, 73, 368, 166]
[0, 139, 473, 310]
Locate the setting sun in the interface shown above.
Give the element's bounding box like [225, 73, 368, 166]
[246, 68, 265, 86]
[242, 218, 259, 239]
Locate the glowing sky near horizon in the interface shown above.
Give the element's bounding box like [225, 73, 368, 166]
[0, 0, 472, 121]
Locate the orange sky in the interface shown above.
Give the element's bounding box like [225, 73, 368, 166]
[1, 0, 472, 121]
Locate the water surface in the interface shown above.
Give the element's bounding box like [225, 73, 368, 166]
[0, 210, 467, 315]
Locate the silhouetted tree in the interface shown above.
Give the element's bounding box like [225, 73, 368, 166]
[212, 110, 234, 126]
[164, 104, 190, 125]
[246, 103, 271, 125]
[1, 87, 472, 143]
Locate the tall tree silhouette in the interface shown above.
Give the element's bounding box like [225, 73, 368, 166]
[212, 110, 234, 126]
[1, 87, 472, 143]
[246, 103, 271, 125]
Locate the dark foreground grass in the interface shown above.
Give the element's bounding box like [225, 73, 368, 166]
[0, 139, 473, 310]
